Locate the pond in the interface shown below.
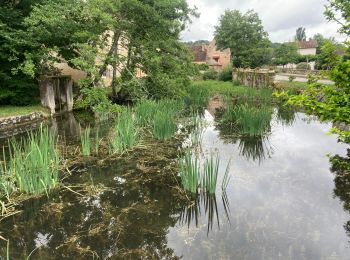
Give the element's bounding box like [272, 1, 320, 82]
[0, 108, 349, 259]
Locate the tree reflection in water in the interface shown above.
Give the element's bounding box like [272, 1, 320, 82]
[330, 149, 350, 239]
[179, 192, 231, 236]
[276, 104, 297, 126]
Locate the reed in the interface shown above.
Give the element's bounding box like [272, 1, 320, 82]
[80, 126, 91, 156]
[179, 151, 200, 194]
[110, 109, 138, 153]
[222, 104, 272, 136]
[3, 126, 60, 195]
[202, 154, 220, 194]
[94, 129, 100, 155]
[152, 111, 177, 141]
[184, 85, 210, 111]
[190, 113, 205, 147]
[221, 159, 231, 191]
[134, 99, 158, 127]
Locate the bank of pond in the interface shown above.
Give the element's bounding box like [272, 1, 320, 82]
[0, 81, 350, 259]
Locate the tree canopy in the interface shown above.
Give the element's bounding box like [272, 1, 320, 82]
[295, 27, 306, 42]
[0, 0, 197, 105]
[214, 9, 271, 68]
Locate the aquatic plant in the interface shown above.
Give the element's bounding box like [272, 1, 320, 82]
[190, 113, 205, 147]
[277, 104, 296, 126]
[110, 109, 138, 153]
[94, 129, 100, 155]
[184, 85, 210, 111]
[221, 159, 231, 191]
[222, 104, 272, 136]
[153, 111, 177, 141]
[179, 151, 200, 194]
[80, 126, 91, 156]
[134, 99, 158, 127]
[202, 154, 219, 194]
[2, 126, 60, 195]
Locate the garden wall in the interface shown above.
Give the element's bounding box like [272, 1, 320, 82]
[233, 69, 276, 88]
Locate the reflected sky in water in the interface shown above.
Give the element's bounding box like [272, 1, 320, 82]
[168, 112, 350, 259]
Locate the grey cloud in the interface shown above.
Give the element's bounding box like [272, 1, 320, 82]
[182, 0, 343, 42]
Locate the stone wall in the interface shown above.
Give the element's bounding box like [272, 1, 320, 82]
[0, 112, 48, 138]
[233, 69, 276, 88]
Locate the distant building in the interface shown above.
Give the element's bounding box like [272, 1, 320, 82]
[190, 39, 231, 71]
[298, 40, 318, 56]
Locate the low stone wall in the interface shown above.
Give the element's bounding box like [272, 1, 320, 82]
[0, 112, 49, 139]
[233, 69, 276, 88]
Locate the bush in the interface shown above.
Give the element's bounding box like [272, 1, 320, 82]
[203, 69, 218, 80]
[296, 62, 311, 70]
[218, 66, 233, 81]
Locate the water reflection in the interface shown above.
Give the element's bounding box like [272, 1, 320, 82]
[179, 192, 231, 236]
[330, 149, 350, 239]
[277, 104, 297, 126]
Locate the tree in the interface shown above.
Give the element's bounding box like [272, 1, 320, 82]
[214, 9, 270, 68]
[273, 43, 300, 67]
[324, 0, 350, 35]
[0, 0, 44, 105]
[295, 27, 306, 42]
[316, 40, 340, 70]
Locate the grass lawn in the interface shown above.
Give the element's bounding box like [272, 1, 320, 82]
[0, 105, 49, 119]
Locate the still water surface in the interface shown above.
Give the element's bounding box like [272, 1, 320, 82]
[0, 110, 349, 259]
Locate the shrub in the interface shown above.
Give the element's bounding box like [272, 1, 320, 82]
[203, 69, 218, 80]
[296, 62, 311, 70]
[218, 66, 233, 81]
[288, 75, 296, 82]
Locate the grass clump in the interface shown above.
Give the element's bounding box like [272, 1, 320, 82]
[134, 99, 158, 127]
[202, 154, 219, 194]
[153, 111, 177, 141]
[179, 151, 200, 194]
[1, 126, 59, 195]
[110, 109, 138, 154]
[80, 126, 91, 156]
[222, 104, 272, 137]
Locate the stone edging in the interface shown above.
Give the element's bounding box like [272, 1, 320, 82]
[0, 112, 48, 131]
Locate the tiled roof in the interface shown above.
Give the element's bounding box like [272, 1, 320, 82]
[190, 45, 207, 62]
[298, 40, 318, 49]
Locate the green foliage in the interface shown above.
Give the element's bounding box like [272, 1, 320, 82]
[295, 27, 307, 42]
[134, 99, 158, 127]
[289, 75, 296, 82]
[316, 40, 341, 70]
[324, 0, 350, 35]
[179, 151, 200, 194]
[202, 154, 219, 194]
[203, 69, 218, 80]
[273, 43, 300, 66]
[222, 104, 273, 136]
[80, 126, 91, 157]
[1, 126, 59, 195]
[184, 84, 210, 111]
[196, 63, 209, 71]
[218, 66, 233, 82]
[75, 87, 123, 116]
[109, 109, 138, 154]
[214, 9, 271, 68]
[152, 111, 177, 141]
[296, 62, 311, 70]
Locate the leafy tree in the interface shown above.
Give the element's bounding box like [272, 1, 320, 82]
[0, 0, 44, 105]
[273, 43, 300, 67]
[316, 40, 341, 70]
[214, 9, 270, 68]
[287, 0, 350, 143]
[295, 27, 306, 42]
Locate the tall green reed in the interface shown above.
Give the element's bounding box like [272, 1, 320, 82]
[179, 151, 200, 194]
[3, 126, 60, 195]
[153, 111, 177, 141]
[202, 154, 219, 194]
[110, 109, 138, 154]
[80, 126, 91, 156]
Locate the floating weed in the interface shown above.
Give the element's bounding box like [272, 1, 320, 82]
[80, 126, 91, 157]
[179, 151, 200, 194]
[110, 109, 138, 154]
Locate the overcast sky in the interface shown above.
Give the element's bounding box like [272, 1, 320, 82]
[181, 0, 346, 43]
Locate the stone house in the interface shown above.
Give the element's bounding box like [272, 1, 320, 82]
[298, 40, 318, 56]
[191, 39, 231, 71]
